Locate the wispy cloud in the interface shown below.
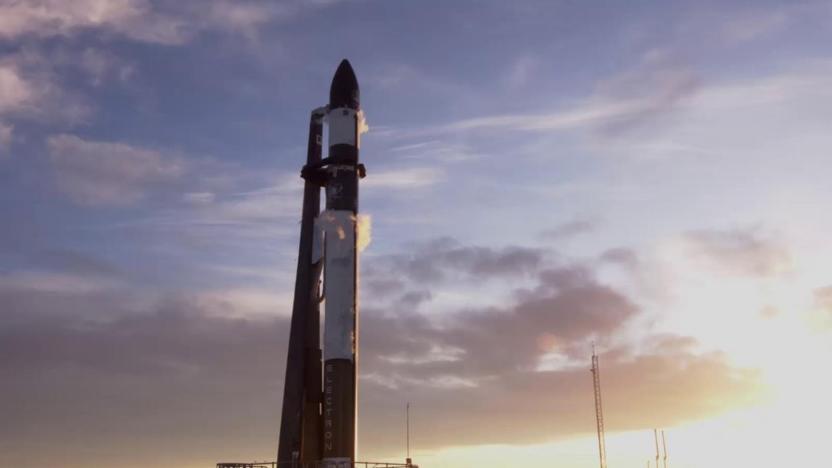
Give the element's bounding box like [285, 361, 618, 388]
[0, 121, 11, 153]
[195, 287, 293, 318]
[811, 286, 832, 330]
[378, 51, 700, 141]
[0, 49, 92, 125]
[539, 218, 597, 241]
[374, 102, 608, 140]
[0, 270, 120, 294]
[75, 47, 136, 86]
[368, 237, 546, 285]
[0, 62, 32, 113]
[388, 140, 480, 163]
[186, 173, 303, 225]
[47, 134, 186, 206]
[197, 0, 290, 40]
[0, 0, 345, 45]
[505, 54, 540, 88]
[368, 62, 469, 98]
[89, 170, 305, 257]
[680, 227, 792, 277]
[362, 167, 444, 190]
[721, 9, 789, 43]
[0, 0, 189, 44]
[592, 48, 700, 135]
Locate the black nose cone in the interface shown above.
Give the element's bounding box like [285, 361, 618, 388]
[330, 59, 359, 110]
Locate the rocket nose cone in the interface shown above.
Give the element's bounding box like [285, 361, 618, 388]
[330, 59, 359, 110]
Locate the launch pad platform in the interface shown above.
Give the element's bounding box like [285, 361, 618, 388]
[216, 462, 413, 468]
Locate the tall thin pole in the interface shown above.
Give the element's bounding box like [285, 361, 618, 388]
[406, 402, 411, 459]
[591, 345, 607, 468]
[654, 429, 660, 468]
[662, 430, 668, 468]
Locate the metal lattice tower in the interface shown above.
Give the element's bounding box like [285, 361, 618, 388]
[591, 345, 608, 468]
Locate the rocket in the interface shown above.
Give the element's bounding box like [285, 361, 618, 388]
[277, 59, 364, 468]
[320, 59, 363, 467]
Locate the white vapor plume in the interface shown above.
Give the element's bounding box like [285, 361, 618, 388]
[357, 213, 372, 253]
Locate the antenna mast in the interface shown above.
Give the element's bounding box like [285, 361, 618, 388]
[591, 345, 608, 468]
[654, 429, 660, 468]
[406, 402, 412, 467]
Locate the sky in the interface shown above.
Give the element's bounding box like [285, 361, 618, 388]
[1, 1, 831, 467]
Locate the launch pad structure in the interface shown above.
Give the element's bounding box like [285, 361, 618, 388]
[217, 463, 411, 468]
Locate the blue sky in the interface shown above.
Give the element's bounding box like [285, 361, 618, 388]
[2, 1, 832, 467]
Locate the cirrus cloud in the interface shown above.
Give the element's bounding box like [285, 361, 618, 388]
[47, 134, 186, 206]
[680, 227, 792, 277]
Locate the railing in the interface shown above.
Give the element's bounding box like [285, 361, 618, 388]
[217, 461, 413, 468]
